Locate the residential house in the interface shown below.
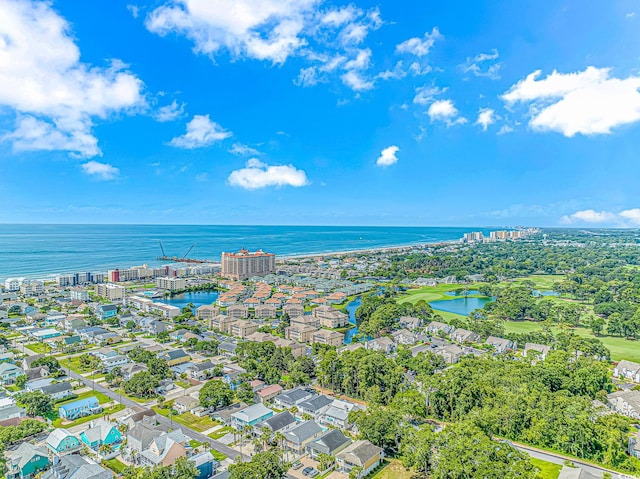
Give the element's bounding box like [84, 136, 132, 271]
[173, 396, 199, 414]
[336, 440, 384, 478]
[438, 344, 465, 364]
[297, 395, 333, 420]
[24, 366, 49, 381]
[398, 316, 422, 331]
[230, 320, 259, 338]
[0, 404, 26, 421]
[274, 388, 315, 409]
[95, 304, 118, 320]
[186, 361, 220, 381]
[255, 411, 297, 436]
[391, 329, 417, 346]
[286, 324, 318, 343]
[63, 317, 88, 333]
[273, 337, 307, 358]
[46, 428, 82, 456]
[607, 390, 640, 419]
[5, 442, 50, 479]
[209, 315, 236, 334]
[227, 305, 249, 319]
[557, 466, 601, 479]
[255, 304, 277, 319]
[283, 304, 304, 318]
[320, 399, 360, 430]
[139, 429, 191, 467]
[614, 360, 640, 383]
[120, 363, 148, 381]
[158, 349, 191, 366]
[306, 429, 352, 460]
[281, 420, 324, 454]
[211, 402, 248, 425]
[127, 423, 162, 455]
[629, 430, 640, 458]
[310, 329, 344, 347]
[189, 451, 219, 479]
[42, 455, 112, 479]
[425, 321, 455, 336]
[524, 342, 552, 360]
[78, 327, 110, 343]
[366, 337, 395, 353]
[58, 396, 102, 420]
[23, 354, 44, 370]
[102, 355, 130, 371]
[80, 418, 122, 450]
[312, 306, 349, 328]
[290, 315, 321, 329]
[37, 382, 73, 401]
[218, 342, 237, 359]
[256, 384, 283, 403]
[450, 328, 481, 344]
[486, 336, 516, 353]
[231, 403, 274, 429]
[0, 363, 24, 385]
[196, 305, 220, 320]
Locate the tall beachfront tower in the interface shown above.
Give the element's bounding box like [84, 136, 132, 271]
[221, 248, 276, 280]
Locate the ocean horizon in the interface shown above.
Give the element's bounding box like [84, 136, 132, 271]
[0, 224, 496, 279]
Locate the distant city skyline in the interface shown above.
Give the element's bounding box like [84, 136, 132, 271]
[1, 0, 640, 227]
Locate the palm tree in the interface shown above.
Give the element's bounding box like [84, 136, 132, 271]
[260, 426, 271, 451]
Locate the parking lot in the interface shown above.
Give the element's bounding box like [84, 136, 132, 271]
[286, 456, 321, 479]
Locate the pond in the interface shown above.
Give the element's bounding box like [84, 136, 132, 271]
[532, 290, 560, 297]
[156, 290, 219, 311]
[429, 296, 494, 316]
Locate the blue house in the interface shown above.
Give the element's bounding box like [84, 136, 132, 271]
[80, 419, 122, 450]
[231, 403, 274, 429]
[46, 429, 81, 456]
[189, 451, 219, 479]
[58, 396, 102, 420]
[96, 304, 117, 320]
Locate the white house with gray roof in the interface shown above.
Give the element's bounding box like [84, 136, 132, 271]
[614, 360, 640, 383]
[42, 454, 112, 479]
[306, 429, 352, 459]
[485, 336, 515, 353]
[281, 420, 324, 454]
[336, 440, 384, 477]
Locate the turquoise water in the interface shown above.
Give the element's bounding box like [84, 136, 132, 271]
[0, 225, 492, 278]
[444, 290, 481, 296]
[157, 291, 219, 310]
[429, 297, 494, 316]
[533, 290, 560, 297]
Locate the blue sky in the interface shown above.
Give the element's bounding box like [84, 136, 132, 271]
[1, 0, 640, 227]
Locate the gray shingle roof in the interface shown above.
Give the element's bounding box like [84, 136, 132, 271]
[282, 420, 322, 444]
[258, 411, 296, 432]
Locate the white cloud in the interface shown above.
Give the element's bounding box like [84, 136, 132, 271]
[229, 143, 261, 156]
[321, 6, 358, 26]
[295, 66, 323, 87]
[0, 0, 145, 157]
[427, 99, 467, 126]
[169, 114, 232, 148]
[618, 208, 640, 224]
[413, 85, 447, 105]
[195, 172, 209, 182]
[498, 125, 514, 135]
[228, 158, 309, 189]
[127, 4, 139, 18]
[340, 71, 374, 91]
[376, 145, 399, 167]
[502, 66, 640, 137]
[154, 99, 185, 122]
[461, 49, 501, 79]
[396, 27, 442, 57]
[476, 108, 496, 131]
[560, 209, 619, 224]
[81, 160, 120, 180]
[626, 11, 636, 18]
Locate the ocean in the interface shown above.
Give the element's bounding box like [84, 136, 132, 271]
[0, 224, 490, 279]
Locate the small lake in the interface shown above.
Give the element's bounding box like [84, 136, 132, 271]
[429, 297, 494, 316]
[344, 297, 361, 344]
[533, 290, 560, 297]
[157, 290, 219, 310]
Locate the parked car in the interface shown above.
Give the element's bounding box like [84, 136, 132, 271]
[292, 462, 303, 470]
[307, 469, 319, 478]
[302, 467, 314, 476]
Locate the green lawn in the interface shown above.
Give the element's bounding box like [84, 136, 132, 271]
[153, 406, 221, 432]
[59, 356, 93, 374]
[208, 426, 234, 440]
[210, 450, 227, 461]
[370, 459, 413, 479]
[58, 390, 111, 406]
[504, 320, 640, 362]
[531, 458, 562, 479]
[510, 274, 566, 291]
[25, 342, 53, 354]
[398, 283, 468, 304]
[102, 458, 127, 474]
[52, 404, 125, 428]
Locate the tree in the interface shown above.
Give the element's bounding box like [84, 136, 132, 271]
[126, 320, 136, 331]
[200, 379, 234, 409]
[228, 450, 288, 479]
[124, 371, 160, 398]
[32, 356, 60, 374]
[15, 374, 28, 390]
[16, 391, 53, 416]
[236, 381, 256, 404]
[589, 316, 605, 336]
[317, 453, 334, 472]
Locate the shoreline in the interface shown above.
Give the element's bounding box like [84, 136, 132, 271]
[5, 238, 463, 282]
